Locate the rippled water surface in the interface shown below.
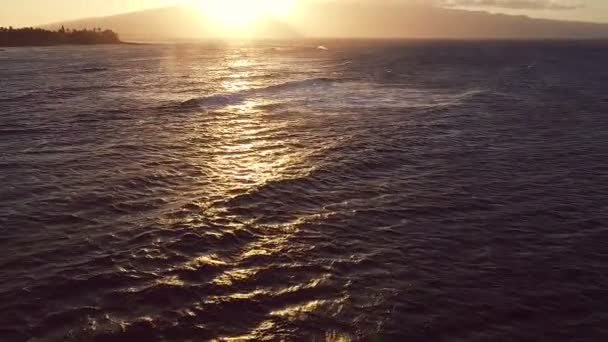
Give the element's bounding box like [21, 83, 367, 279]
[1, 41, 608, 341]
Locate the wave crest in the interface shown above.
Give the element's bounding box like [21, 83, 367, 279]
[180, 77, 340, 109]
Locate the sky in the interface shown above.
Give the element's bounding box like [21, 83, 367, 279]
[1, 0, 608, 27]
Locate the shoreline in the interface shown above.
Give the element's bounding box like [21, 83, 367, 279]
[0, 42, 126, 48]
[0, 41, 157, 48]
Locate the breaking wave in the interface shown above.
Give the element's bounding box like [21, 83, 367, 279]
[180, 77, 340, 109]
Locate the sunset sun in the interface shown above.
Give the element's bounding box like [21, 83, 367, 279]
[195, 0, 296, 32]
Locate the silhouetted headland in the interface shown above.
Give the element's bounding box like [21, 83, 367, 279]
[0, 26, 121, 47]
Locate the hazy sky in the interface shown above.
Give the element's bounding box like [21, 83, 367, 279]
[1, 0, 608, 27]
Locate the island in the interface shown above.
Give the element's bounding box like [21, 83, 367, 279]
[0, 26, 121, 47]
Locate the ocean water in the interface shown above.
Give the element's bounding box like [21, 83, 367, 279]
[1, 40, 608, 341]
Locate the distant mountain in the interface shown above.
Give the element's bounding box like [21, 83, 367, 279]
[44, 3, 608, 41]
[44, 6, 300, 41]
[44, 7, 210, 42]
[290, 2, 608, 39]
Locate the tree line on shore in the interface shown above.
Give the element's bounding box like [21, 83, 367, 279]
[0, 26, 121, 47]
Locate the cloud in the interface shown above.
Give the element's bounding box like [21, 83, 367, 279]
[437, 0, 585, 10]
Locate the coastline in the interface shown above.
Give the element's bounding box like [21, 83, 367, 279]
[0, 40, 157, 48]
[0, 27, 122, 47]
[0, 41, 127, 48]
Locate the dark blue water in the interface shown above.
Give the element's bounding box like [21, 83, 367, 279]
[1, 40, 608, 341]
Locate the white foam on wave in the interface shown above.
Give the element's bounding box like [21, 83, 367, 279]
[180, 76, 493, 113]
[180, 77, 339, 109]
[181, 94, 247, 108]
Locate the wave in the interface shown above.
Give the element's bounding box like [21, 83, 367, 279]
[60, 67, 109, 75]
[179, 77, 340, 109]
[0, 92, 38, 103]
[177, 76, 507, 114]
[263, 77, 337, 92]
[81, 67, 108, 73]
[0, 127, 48, 135]
[452, 89, 520, 104]
[181, 94, 247, 108]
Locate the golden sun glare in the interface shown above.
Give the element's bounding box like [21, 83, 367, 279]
[195, 0, 296, 32]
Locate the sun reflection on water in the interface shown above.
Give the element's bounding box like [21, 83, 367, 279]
[156, 275, 185, 287]
[154, 48, 351, 341]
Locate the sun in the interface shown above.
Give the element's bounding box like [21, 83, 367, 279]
[194, 0, 296, 34]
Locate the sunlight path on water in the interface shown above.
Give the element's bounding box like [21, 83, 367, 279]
[161, 50, 355, 340]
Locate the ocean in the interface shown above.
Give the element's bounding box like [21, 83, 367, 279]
[1, 40, 607, 341]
